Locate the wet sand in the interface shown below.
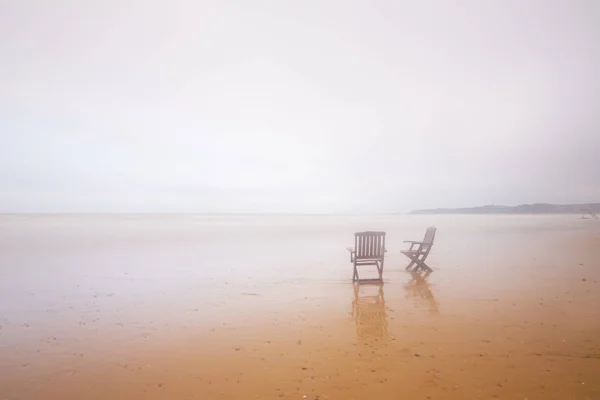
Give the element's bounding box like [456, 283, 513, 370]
[1, 214, 599, 399]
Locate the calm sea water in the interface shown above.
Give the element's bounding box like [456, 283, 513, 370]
[0, 214, 597, 345]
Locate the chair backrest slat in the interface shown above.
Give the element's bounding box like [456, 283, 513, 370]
[355, 231, 386, 259]
[372, 235, 377, 257]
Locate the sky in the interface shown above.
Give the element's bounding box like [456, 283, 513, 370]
[1, 0, 599, 213]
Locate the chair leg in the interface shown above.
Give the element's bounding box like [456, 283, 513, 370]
[421, 261, 432, 273]
[405, 254, 420, 272]
[414, 256, 432, 274]
[417, 253, 432, 273]
[353, 262, 358, 282]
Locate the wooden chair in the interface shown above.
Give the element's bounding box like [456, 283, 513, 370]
[401, 227, 436, 273]
[347, 231, 386, 283]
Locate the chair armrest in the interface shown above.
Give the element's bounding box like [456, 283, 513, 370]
[347, 247, 355, 262]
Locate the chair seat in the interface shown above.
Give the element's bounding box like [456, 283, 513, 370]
[355, 257, 383, 262]
[401, 250, 425, 255]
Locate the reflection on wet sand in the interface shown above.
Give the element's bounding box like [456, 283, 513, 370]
[351, 283, 387, 342]
[404, 271, 439, 314]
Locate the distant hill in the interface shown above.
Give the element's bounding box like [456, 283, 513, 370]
[410, 203, 600, 215]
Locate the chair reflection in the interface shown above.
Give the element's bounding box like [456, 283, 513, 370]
[404, 270, 439, 314]
[351, 283, 388, 342]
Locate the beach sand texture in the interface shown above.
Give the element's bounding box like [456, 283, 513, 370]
[1, 214, 599, 399]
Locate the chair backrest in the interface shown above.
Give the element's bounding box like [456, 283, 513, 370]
[421, 227, 437, 249]
[354, 231, 386, 259]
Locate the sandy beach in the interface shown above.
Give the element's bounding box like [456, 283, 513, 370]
[1, 214, 599, 399]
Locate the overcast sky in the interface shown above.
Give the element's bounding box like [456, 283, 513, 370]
[1, 0, 599, 213]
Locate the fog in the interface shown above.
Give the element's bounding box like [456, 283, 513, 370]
[1, 0, 599, 213]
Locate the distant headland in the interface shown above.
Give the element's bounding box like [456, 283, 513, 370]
[410, 203, 600, 215]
